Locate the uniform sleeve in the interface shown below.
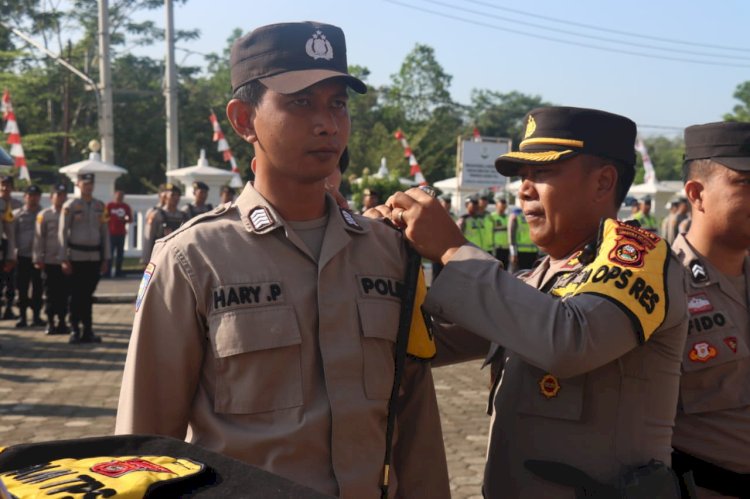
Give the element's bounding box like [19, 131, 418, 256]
[101, 208, 110, 260]
[431, 321, 490, 367]
[10, 210, 19, 260]
[33, 213, 44, 263]
[423, 245, 641, 378]
[141, 211, 160, 263]
[115, 241, 206, 437]
[59, 203, 72, 261]
[391, 359, 451, 499]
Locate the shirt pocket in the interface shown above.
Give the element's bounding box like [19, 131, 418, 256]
[357, 299, 400, 400]
[516, 362, 585, 421]
[680, 311, 750, 414]
[209, 306, 303, 414]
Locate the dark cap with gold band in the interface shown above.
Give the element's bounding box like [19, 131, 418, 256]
[495, 106, 637, 177]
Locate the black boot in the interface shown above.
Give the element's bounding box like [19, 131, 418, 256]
[15, 309, 27, 328]
[32, 312, 46, 327]
[3, 307, 17, 320]
[80, 325, 101, 344]
[68, 325, 82, 344]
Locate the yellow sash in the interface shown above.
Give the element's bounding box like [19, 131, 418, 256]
[551, 219, 669, 343]
[407, 267, 436, 359]
[1, 455, 203, 498]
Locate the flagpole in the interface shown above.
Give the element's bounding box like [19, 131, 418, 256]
[164, 0, 179, 171]
[98, 0, 115, 164]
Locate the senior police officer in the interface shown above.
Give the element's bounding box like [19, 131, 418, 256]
[34, 183, 70, 335]
[0, 176, 20, 320]
[60, 173, 110, 343]
[13, 184, 45, 328]
[379, 107, 690, 498]
[116, 21, 449, 499]
[670, 122, 750, 498]
[182, 181, 213, 219]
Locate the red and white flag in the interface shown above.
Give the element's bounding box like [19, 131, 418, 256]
[209, 110, 239, 173]
[473, 127, 481, 142]
[635, 138, 657, 185]
[1, 90, 31, 181]
[393, 129, 427, 185]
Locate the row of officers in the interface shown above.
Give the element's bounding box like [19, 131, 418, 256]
[0, 175, 235, 344]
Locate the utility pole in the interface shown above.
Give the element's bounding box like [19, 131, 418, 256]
[164, 0, 179, 171]
[98, 0, 115, 164]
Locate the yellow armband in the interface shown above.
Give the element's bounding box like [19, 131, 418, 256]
[551, 219, 669, 343]
[407, 267, 436, 359]
[2, 208, 12, 223]
[1, 455, 204, 499]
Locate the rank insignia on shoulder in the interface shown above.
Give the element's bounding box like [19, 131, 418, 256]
[689, 341, 717, 362]
[249, 206, 274, 232]
[539, 373, 560, 398]
[550, 219, 669, 343]
[689, 259, 708, 284]
[340, 208, 362, 231]
[135, 263, 155, 312]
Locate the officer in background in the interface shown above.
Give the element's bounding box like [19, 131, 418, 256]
[380, 107, 689, 497]
[508, 206, 538, 272]
[219, 185, 236, 204]
[458, 195, 492, 252]
[33, 183, 70, 335]
[13, 185, 45, 328]
[141, 183, 188, 263]
[634, 195, 658, 232]
[489, 194, 510, 269]
[60, 173, 110, 344]
[360, 187, 380, 214]
[140, 183, 168, 265]
[116, 21, 449, 499]
[182, 181, 213, 219]
[670, 122, 750, 498]
[0, 176, 20, 320]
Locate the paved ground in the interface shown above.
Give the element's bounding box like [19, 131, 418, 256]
[0, 276, 489, 498]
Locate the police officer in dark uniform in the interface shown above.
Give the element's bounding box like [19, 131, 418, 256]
[13, 184, 45, 328]
[0, 175, 21, 320]
[60, 173, 110, 344]
[360, 188, 379, 214]
[219, 185, 236, 204]
[182, 181, 213, 219]
[142, 183, 188, 262]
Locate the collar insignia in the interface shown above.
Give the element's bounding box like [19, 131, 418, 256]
[305, 30, 333, 60]
[524, 115, 537, 139]
[249, 206, 274, 231]
[689, 259, 708, 283]
[340, 208, 362, 231]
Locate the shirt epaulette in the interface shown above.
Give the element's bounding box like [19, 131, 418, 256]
[159, 202, 235, 243]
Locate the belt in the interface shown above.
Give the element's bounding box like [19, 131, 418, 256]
[69, 242, 102, 252]
[672, 449, 750, 498]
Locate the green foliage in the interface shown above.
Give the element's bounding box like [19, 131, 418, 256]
[468, 90, 552, 149]
[635, 136, 685, 183]
[349, 169, 407, 212]
[724, 81, 750, 123]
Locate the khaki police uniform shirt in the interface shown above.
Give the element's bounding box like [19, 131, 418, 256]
[671, 234, 750, 474]
[116, 183, 450, 499]
[423, 243, 688, 498]
[13, 206, 40, 258]
[0, 198, 21, 261]
[33, 207, 64, 265]
[59, 197, 110, 262]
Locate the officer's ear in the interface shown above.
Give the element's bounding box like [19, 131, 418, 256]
[226, 99, 258, 144]
[684, 179, 705, 214]
[592, 162, 617, 204]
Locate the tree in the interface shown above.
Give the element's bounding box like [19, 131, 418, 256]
[468, 90, 551, 148]
[386, 44, 454, 123]
[724, 81, 750, 122]
[635, 136, 684, 183]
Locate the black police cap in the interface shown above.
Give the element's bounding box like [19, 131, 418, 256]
[495, 106, 637, 176]
[220, 185, 235, 194]
[192, 181, 209, 191]
[164, 183, 182, 195]
[231, 22, 366, 95]
[684, 121, 750, 172]
[464, 194, 479, 204]
[25, 185, 41, 195]
[54, 183, 67, 193]
[362, 188, 379, 197]
[78, 173, 95, 183]
[0, 175, 14, 185]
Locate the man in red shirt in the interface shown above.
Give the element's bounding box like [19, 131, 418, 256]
[106, 190, 132, 278]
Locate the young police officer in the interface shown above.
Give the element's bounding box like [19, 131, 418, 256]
[671, 122, 750, 498]
[378, 107, 689, 498]
[116, 21, 449, 499]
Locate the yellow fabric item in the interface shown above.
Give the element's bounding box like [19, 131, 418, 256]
[2, 205, 12, 223]
[519, 137, 584, 149]
[407, 267, 436, 359]
[550, 219, 669, 343]
[1, 455, 203, 498]
[100, 210, 110, 224]
[501, 149, 575, 163]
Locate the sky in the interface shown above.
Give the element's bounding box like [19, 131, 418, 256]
[126, 0, 750, 136]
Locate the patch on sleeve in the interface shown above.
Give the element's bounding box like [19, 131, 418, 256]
[550, 219, 669, 343]
[407, 267, 436, 360]
[135, 263, 156, 312]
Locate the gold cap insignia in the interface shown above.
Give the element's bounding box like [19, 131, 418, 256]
[524, 115, 537, 139]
